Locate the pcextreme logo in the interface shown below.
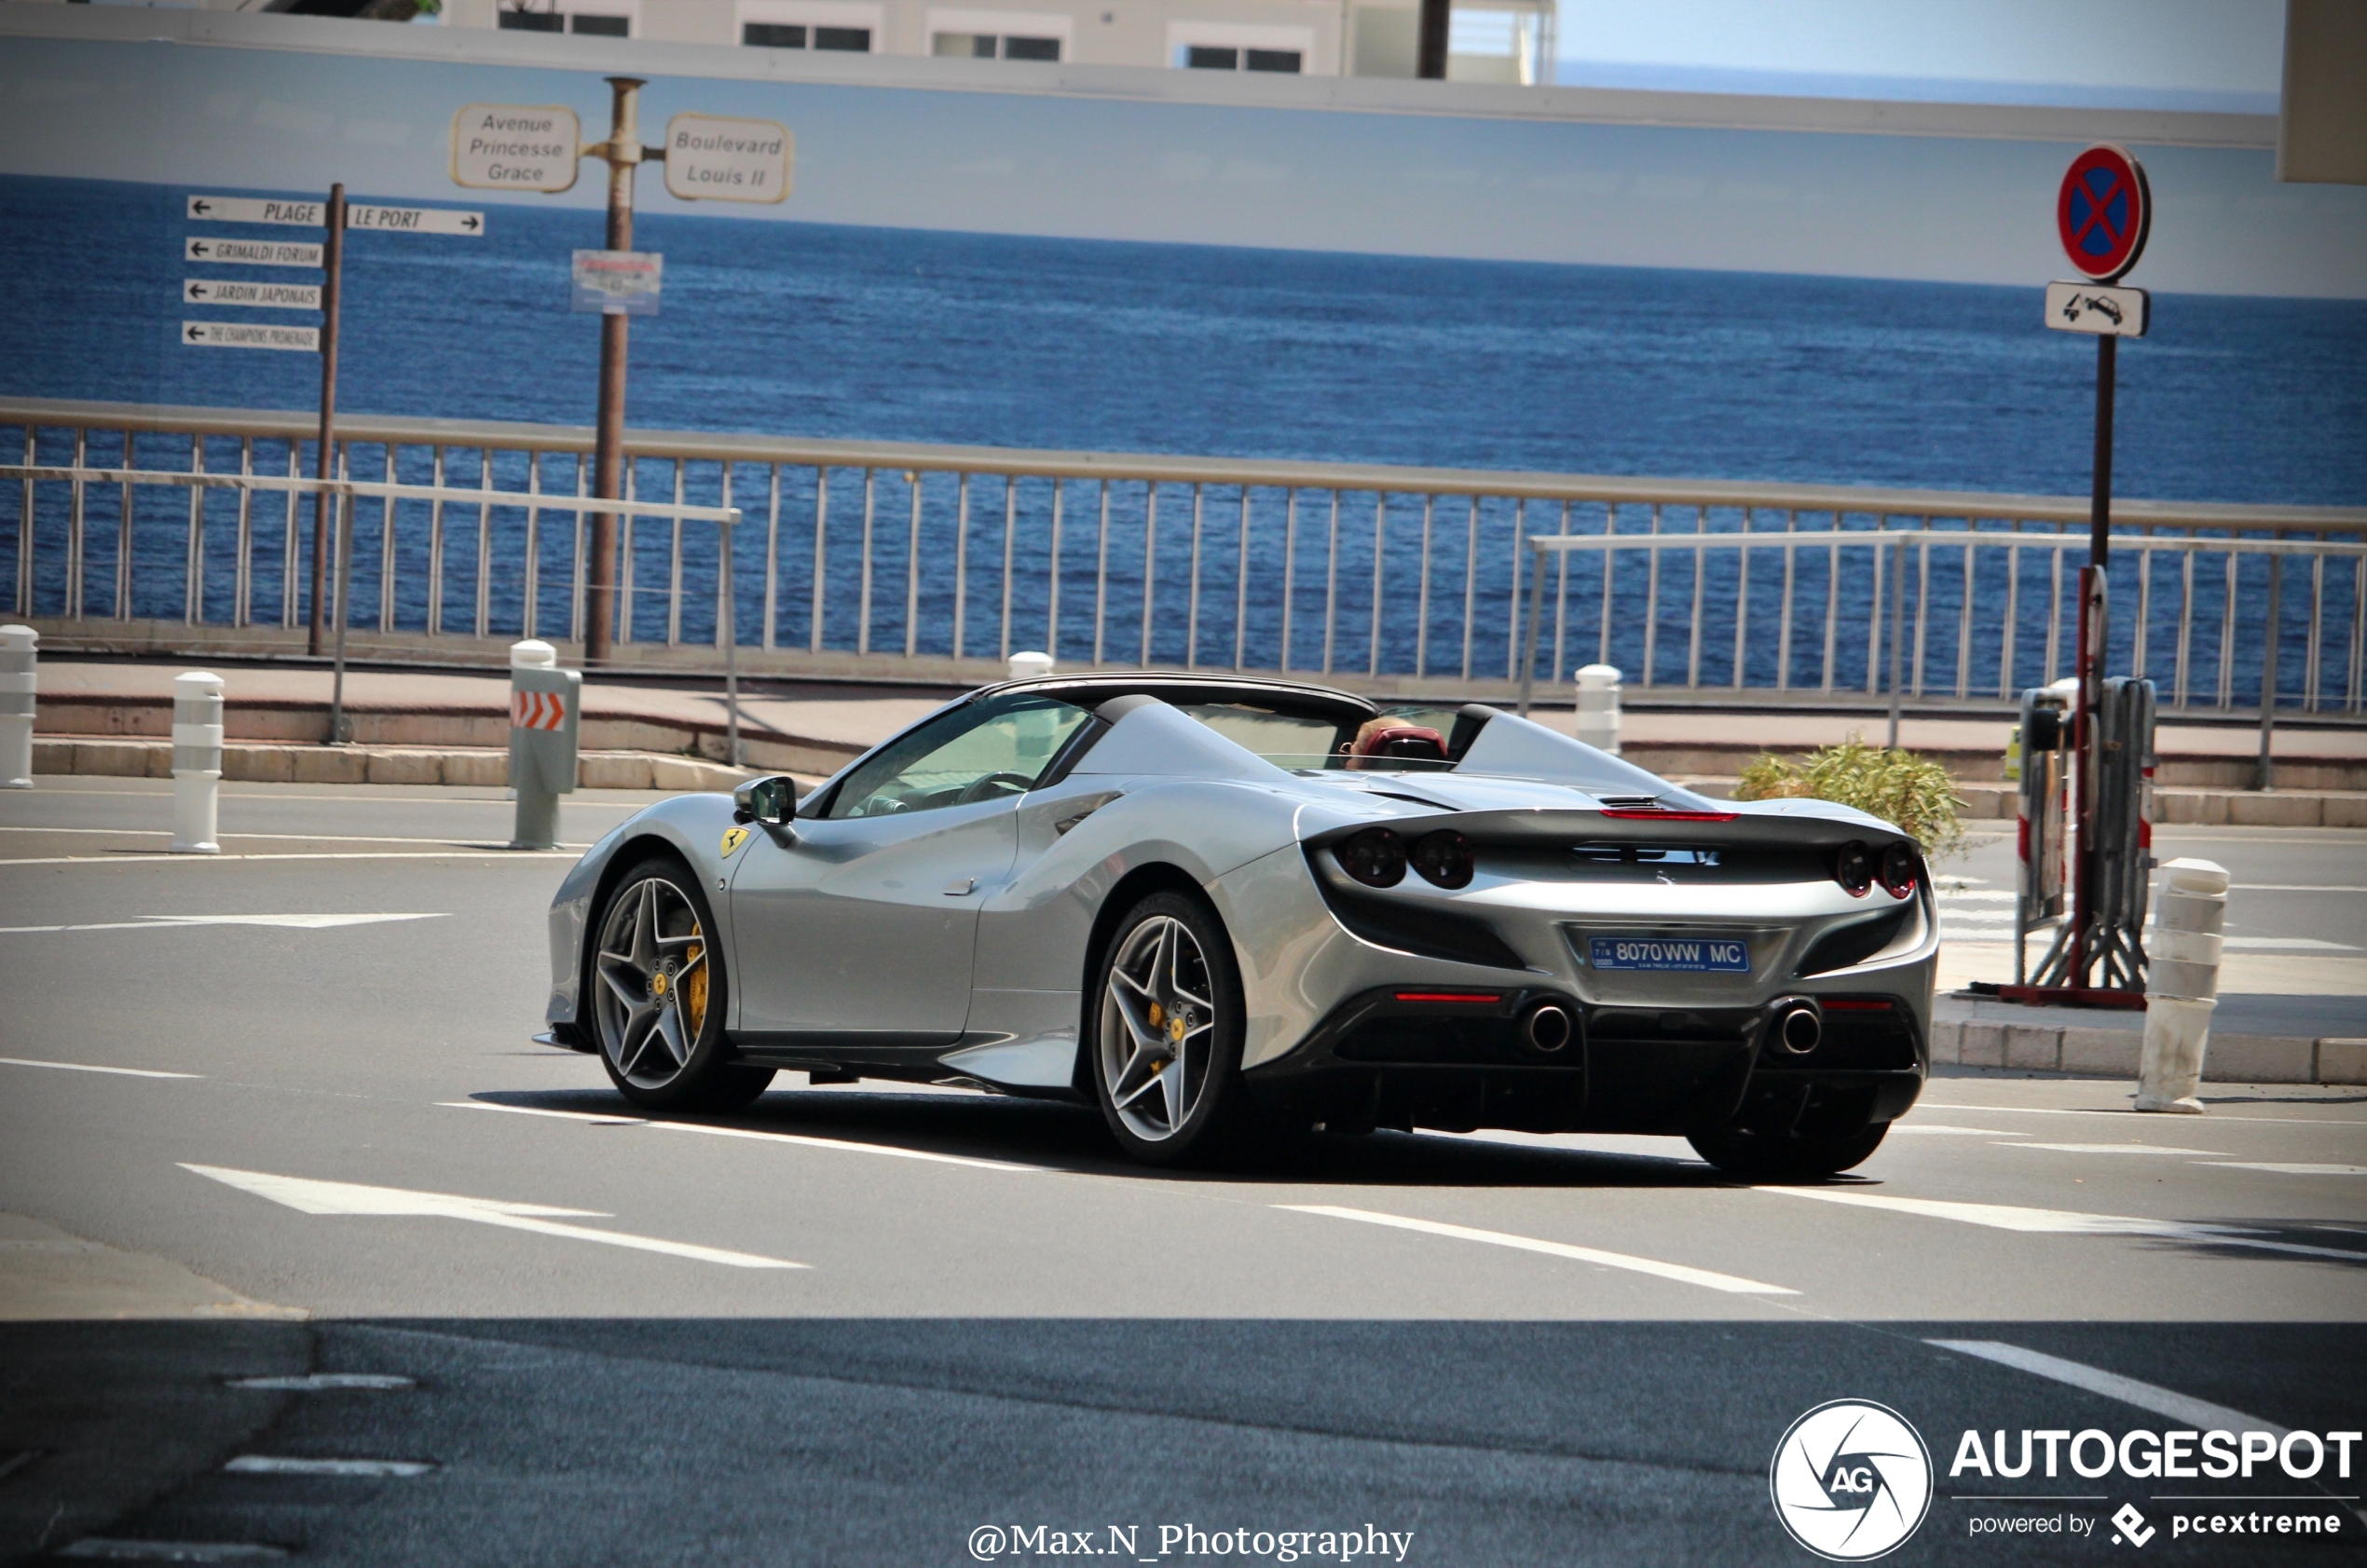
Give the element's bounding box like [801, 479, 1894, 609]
[1772, 1400, 1936, 1561]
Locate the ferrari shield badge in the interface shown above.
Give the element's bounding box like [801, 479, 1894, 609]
[719, 825, 751, 858]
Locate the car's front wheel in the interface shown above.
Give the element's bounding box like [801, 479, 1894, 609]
[1686, 1120, 1889, 1181]
[590, 856, 773, 1111]
[1089, 892, 1249, 1166]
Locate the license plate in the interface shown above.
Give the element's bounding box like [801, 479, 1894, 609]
[1588, 935, 1751, 972]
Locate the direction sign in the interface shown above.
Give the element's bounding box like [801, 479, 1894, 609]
[184, 237, 322, 267]
[348, 204, 485, 237]
[2045, 280, 2149, 337]
[571, 250, 663, 316]
[184, 278, 322, 310]
[451, 103, 582, 194]
[2056, 144, 2149, 282]
[186, 195, 325, 226]
[181, 320, 319, 352]
[662, 114, 792, 204]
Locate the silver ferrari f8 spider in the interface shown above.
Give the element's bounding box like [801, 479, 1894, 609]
[541, 674, 1936, 1176]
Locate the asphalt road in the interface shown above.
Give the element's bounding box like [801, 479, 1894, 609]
[2, 778, 2363, 1566]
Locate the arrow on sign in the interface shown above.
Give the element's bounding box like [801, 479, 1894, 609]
[187, 282, 208, 299]
[185, 323, 205, 342]
[188, 240, 210, 256]
[182, 1164, 803, 1269]
[190, 198, 212, 215]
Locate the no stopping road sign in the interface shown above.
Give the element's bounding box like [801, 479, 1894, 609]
[2058, 143, 2150, 281]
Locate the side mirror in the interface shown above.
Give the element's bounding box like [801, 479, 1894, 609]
[733, 774, 795, 827]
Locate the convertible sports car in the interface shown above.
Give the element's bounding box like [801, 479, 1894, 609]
[541, 673, 1936, 1177]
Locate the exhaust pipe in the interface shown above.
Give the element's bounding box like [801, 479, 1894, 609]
[1522, 1002, 1574, 1054]
[1769, 999, 1822, 1057]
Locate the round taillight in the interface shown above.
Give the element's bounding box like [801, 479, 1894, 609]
[1880, 841, 1920, 899]
[1410, 830, 1474, 889]
[1336, 828, 1407, 888]
[1834, 840, 1873, 897]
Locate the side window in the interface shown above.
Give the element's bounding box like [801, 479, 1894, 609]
[825, 695, 1092, 819]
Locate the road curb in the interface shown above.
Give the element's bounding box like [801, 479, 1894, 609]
[31, 736, 762, 793]
[1931, 1016, 2367, 1085]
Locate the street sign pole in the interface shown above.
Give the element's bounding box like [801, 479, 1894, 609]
[586, 76, 649, 669]
[308, 184, 346, 661]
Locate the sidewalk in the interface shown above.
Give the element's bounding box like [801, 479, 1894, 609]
[27, 658, 2367, 821]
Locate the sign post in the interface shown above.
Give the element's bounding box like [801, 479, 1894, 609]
[2032, 143, 2151, 998]
[452, 92, 790, 667]
[183, 190, 484, 716]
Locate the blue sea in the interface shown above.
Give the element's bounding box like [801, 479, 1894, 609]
[3, 174, 2362, 702]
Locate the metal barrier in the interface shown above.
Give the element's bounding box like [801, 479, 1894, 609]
[5, 398, 2363, 715]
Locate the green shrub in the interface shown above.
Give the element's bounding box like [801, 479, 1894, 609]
[1731, 734, 1965, 858]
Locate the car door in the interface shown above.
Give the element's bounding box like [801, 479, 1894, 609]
[727, 691, 1095, 1043]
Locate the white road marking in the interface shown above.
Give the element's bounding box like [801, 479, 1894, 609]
[1926, 1340, 2286, 1437]
[1276, 1204, 1798, 1296]
[58, 1541, 288, 1561]
[1920, 1102, 2367, 1127]
[2003, 1142, 2228, 1155]
[181, 1164, 802, 1270]
[1886, 1125, 2026, 1137]
[226, 1374, 415, 1390]
[2201, 1163, 2367, 1177]
[0, 914, 445, 934]
[222, 1455, 433, 1478]
[1755, 1185, 2367, 1262]
[442, 1099, 1048, 1172]
[2230, 885, 2367, 893]
[0, 1057, 199, 1080]
[0, 851, 574, 867]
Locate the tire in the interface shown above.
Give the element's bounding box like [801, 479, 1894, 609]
[589, 855, 774, 1112]
[1088, 891, 1251, 1166]
[1686, 1121, 1889, 1182]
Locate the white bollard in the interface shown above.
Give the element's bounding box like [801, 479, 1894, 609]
[2136, 857, 2229, 1113]
[1574, 663, 1621, 755]
[170, 670, 225, 855]
[0, 623, 34, 789]
[1007, 650, 1054, 681]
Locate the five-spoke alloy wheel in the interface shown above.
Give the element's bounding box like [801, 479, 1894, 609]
[1091, 892, 1246, 1164]
[591, 858, 773, 1111]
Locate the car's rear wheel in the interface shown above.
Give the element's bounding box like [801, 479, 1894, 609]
[1089, 892, 1248, 1166]
[1686, 1121, 1889, 1181]
[591, 856, 773, 1112]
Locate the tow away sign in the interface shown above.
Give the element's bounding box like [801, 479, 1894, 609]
[181, 320, 320, 352]
[184, 279, 322, 310]
[662, 114, 792, 204]
[2044, 280, 2148, 337]
[185, 195, 484, 236]
[184, 238, 322, 267]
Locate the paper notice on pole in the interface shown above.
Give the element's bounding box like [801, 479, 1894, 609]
[184, 238, 323, 267]
[662, 115, 792, 204]
[451, 103, 581, 193]
[181, 320, 319, 352]
[570, 251, 662, 316]
[185, 195, 326, 226]
[184, 279, 322, 309]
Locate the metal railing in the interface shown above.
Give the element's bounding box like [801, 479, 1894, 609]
[5, 397, 2363, 717]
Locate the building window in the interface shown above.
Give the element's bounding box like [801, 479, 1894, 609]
[746, 20, 869, 47]
[934, 31, 1061, 60]
[1183, 43, 1302, 72]
[498, 7, 633, 34]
